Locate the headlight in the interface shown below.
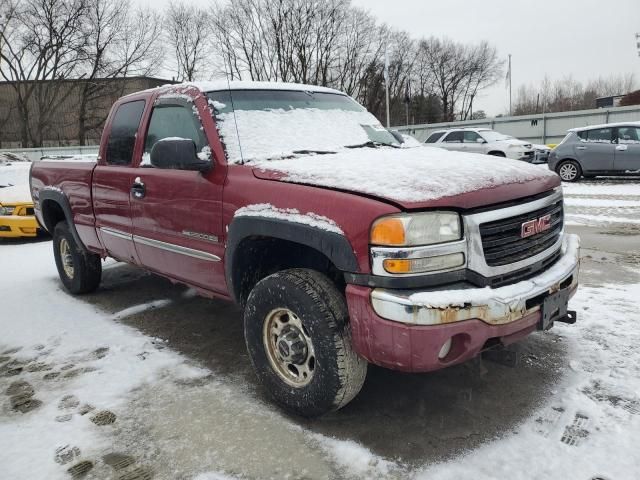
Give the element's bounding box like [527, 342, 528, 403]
[371, 212, 462, 247]
[0, 205, 15, 216]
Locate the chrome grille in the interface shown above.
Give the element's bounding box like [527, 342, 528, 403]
[479, 199, 563, 266]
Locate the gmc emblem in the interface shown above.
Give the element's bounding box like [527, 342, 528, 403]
[521, 214, 551, 238]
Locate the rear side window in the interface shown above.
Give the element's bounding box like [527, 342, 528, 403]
[443, 131, 463, 143]
[578, 128, 613, 144]
[106, 101, 146, 165]
[425, 131, 444, 143]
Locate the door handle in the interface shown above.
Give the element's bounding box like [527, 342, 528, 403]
[131, 177, 146, 199]
[616, 145, 628, 151]
[576, 146, 587, 150]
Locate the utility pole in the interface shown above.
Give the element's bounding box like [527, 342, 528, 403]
[384, 44, 390, 128]
[636, 33, 640, 57]
[508, 54, 512, 116]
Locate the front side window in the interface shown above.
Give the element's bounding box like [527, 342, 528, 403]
[206, 89, 399, 164]
[463, 131, 482, 143]
[443, 131, 463, 143]
[143, 104, 208, 166]
[617, 126, 640, 144]
[425, 131, 444, 143]
[105, 101, 145, 165]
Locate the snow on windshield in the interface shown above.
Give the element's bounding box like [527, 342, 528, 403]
[480, 130, 511, 142]
[207, 90, 398, 164]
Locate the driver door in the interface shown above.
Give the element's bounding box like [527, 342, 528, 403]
[130, 95, 226, 293]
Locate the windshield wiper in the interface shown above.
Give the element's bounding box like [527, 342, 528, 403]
[292, 149, 336, 155]
[345, 141, 399, 149]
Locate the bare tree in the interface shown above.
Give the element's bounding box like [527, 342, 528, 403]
[514, 73, 637, 115]
[417, 37, 503, 122]
[165, 1, 211, 81]
[0, 0, 88, 147]
[76, 0, 163, 144]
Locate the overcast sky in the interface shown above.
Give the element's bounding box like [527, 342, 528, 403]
[144, 0, 640, 116]
[351, 0, 640, 115]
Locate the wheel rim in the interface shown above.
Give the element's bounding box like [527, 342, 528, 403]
[263, 308, 315, 388]
[559, 163, 578, 181]
[59, 238, 74, 279]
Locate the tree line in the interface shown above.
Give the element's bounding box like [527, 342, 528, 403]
[513, 74, 637, 115]
[0, 0, 504, 147]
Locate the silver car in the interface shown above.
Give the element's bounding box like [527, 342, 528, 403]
[548, 122, 640, 182]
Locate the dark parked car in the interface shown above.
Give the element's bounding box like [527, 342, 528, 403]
[548, 122, 640, 181]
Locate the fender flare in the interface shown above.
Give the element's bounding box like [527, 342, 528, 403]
[38, 189, 87, 251]
[226, 216, 359, 302]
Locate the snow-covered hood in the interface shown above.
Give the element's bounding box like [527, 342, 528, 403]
[0, 183, 32, 205]
[492, 138, 533, 150]
[252, 146, 560, 210]
[0, 163, 31, 204]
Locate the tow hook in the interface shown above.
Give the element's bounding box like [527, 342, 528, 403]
[556, 310, 577, 325]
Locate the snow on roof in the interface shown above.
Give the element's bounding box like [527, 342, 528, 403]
[189, 80, 344, 95]
[125, 80, 346, 99]
[252, 146, 558, 203]
[568, 121, 640, 132]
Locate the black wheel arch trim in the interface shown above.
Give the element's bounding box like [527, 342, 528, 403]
[38, 189, 88, 252]
[225, 216, 359, 303]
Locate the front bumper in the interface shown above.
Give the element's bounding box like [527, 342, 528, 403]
[347, 234, 580, 372]
[0, 214, 39, 238]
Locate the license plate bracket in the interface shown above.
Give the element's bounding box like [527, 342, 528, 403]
[538, 288, 570, 331]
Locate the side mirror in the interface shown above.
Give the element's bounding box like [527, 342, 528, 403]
[150, 138, 211, 172]
[476, 138, 486, 144]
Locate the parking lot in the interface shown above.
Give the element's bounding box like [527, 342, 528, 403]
[1, 177, 640, 480]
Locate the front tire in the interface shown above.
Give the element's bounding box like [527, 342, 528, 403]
[244, 269, 367, 417]
[53, 222, 102, 294]
[557, 160, 582, 182]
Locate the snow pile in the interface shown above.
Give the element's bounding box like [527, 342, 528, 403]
[216, 108, 382, 163]
[253, 146, 558, 203]
[0, 152, 30, 164]
[313, 435, 395, 478]
[235, 203, 343, 234]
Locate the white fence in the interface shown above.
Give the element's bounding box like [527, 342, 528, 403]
[0, 145, 99, 162]
[395, 104, 640, 145]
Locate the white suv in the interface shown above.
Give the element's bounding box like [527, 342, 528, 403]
[425, 128, 535, 161]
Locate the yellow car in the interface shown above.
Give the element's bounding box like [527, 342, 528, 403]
[0, 162, 39, 238]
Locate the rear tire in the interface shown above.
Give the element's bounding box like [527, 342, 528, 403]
[244, 268, 367, 417]
[557, 160, 582, 182]
[53, 222, 102, 294]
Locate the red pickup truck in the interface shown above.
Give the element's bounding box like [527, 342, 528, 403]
[30, 82, 580, 417]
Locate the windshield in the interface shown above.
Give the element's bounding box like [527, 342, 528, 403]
[479, 130, 512, 142]
[206, 90, 398, 163]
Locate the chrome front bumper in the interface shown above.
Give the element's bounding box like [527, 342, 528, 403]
[371, 233, 580, 326]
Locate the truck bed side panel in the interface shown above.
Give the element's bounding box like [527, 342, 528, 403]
[31, 160, 102, 252]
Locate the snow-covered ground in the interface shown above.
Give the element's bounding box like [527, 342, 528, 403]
[563, 178, 640, 229]
[1, 178, 639, 480]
